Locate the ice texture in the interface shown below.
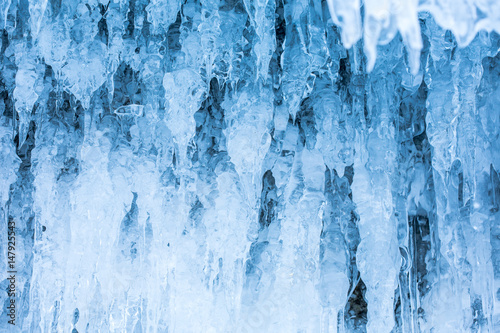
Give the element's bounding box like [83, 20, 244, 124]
[0, 0, 499, 332]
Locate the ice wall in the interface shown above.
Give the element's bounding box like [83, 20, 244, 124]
[0, 0, 499, 332]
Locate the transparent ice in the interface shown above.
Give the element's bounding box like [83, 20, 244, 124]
[0, 0, 499, 332]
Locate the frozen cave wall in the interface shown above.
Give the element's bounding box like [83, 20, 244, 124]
[0, 0, 499, 332]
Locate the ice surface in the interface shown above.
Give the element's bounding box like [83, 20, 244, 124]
[0, 0, 499, 332]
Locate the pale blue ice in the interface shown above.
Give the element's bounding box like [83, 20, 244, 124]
[0, 0, 499, 332]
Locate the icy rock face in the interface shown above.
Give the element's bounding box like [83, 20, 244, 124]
[0, 0, 499, 332]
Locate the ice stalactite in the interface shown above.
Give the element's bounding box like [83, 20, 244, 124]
[351, 39, 402, 333]
[1, 0, 500, 332]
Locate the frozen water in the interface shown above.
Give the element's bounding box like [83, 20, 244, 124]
[0, 0, 499, 332]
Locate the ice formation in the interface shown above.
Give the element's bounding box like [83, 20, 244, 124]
[0, 0, 499, 332]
